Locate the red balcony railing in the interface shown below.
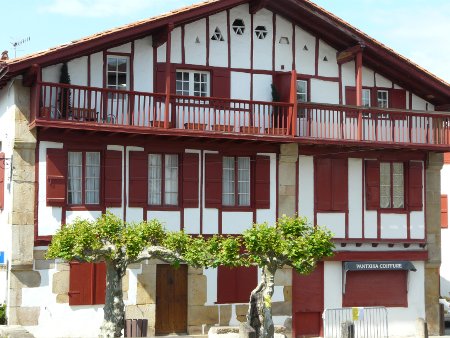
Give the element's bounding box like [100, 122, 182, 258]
[32, 82, 450, 148]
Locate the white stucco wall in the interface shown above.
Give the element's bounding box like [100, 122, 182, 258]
[209, 11, 229, 68]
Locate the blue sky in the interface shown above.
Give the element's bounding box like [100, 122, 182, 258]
[1, 0, 449, 82]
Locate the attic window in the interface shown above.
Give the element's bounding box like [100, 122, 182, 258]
[255, 26, 267, 39]
[211, 27, 225, 41]
[232, 19, 245, 35]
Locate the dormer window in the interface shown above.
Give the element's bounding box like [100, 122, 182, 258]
[232, 19, 245, 35]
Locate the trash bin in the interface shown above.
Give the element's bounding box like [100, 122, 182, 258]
[125, 319, 148, 337]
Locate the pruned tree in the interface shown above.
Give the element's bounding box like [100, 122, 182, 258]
[242, 216, 334, 338]
[46, 212, 240, 338]
[58, 62, 71, 118]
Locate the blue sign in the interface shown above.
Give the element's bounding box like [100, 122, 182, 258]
[0, 251, 4, 264]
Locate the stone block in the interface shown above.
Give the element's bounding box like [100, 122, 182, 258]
[280, 144, 299, 158]
[11, 270, 41, 288]
[279, 164, 297, 186]
[188, 274, 207, 306]
[122, 271, 129, 293]
[9, 306, 40, 326]
[136, 267, 156, 304]
[283, 286, 292, 302]
[219, 304, 232, 325]
[275, 268, 292, 286]
[272, 301, 291, 316]
[56, 294, 69, 304]
[279, 185, 296, 197]
[35, 259, 55, 270]
[128, 263, 142, 270]
[236, 304, 249, 317]
[188, 266, 204, 275]
[33, 250, 47, 260]
[123, 291, 128, 301]
[52, 270, 69, 294]
[11, 224, 34, 266]
[57, 262, 70, 271]
[188, 305, 219, 326]
[278, 195, 296, 218]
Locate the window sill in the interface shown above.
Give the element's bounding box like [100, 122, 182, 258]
[221, 207, 254, 212]
[66, 205, 102, 211]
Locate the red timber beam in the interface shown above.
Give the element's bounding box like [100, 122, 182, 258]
[164, 24, 174, 129]
[249, 0, 269, 14]
[289, 70, 298, 136]
[336, 44, 365, 65]
[22, 64, 40, 87]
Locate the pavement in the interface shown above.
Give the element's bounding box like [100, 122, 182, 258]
[0, 326, 34, 338]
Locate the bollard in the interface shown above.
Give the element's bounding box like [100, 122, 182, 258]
[340, 321, 355, 338]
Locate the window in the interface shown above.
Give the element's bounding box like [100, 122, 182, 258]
[222, 156, 251, 207]
[315, 158, 348, 212]
[148, 154, 179, 206]
[68, 151, 100, 205]
[297, 80, 308, 118]
[362, 89, 371, 107]
[365, 160, 422, 211]
[69, 262, 106, 306]
[176, 70, 210, 97]
[380, 162, 404, 209]
[106, 56, 128, 98]
[377, 90, 389, 108]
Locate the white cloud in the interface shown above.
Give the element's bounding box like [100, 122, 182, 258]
[39, 0, 187, 18]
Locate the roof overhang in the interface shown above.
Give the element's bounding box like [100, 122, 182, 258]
[1, 0, 449, 106]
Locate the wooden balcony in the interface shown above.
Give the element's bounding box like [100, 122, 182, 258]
[31, 82, 450, 150]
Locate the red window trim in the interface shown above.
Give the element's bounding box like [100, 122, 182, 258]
[147, 152, 181, 209]
[222, 155, 253, 209]
[67, 150, 103, 207]
[366, 160, 423, 212]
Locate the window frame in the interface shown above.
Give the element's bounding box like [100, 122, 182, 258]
[222, 155, 253, 210]
[147, 153, 181, 209]
[379, 161, 405, 211]
[67, 150, 102, 208]
[106, 54, 130, 99]
[377, 90, 389, 109]
[175, 70, 211, 97]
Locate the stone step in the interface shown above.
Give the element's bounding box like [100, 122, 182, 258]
[0, 325, 35, 338]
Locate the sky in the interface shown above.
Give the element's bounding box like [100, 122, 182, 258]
[1, 0, 449, 83]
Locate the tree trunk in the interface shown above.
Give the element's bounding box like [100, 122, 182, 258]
[247, 265, 276, 338]
[100, 261, 125, 338]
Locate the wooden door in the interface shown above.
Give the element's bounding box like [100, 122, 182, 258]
[155, 264, 188, 335]
[292, 262, 324, 337]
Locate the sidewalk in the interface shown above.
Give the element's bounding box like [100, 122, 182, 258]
[0, 326, 34, 338]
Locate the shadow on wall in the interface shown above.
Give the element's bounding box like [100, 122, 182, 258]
[440, 276, 450, 300]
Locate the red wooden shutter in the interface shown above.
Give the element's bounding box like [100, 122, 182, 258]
[46, 149, 67, 206]
[365, 160, 380, 210]
[105, 150, 122, 207]
[128, 151, 148, 207]
[255, 156, 271, 209]
[182, 153, 199, 208]
[155, 63, 166, 94]
[331, 158, 348, 211]
[390, 89, 407, 109]
[93, 262, 106, 305]
[345, 86, 358, 118]
[408, 161, 423, 211]
[212, 69, 231, 99]
[442, 195, 448, 229]
[69, 262, 93, 306]
[345, 87, 357, 105]
[315, 158, 332, 211]
[205, 154, 222, 208]
[0, 152, 4, 210]
[217, 266, 257, 304]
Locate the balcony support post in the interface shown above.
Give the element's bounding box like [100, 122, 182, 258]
[355, 51, 363, 140]
[164, 24, 174, 129]
[289, 70, 298, 136]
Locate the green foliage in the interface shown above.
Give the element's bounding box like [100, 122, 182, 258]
[242, 215, 334, 274]
[47, 212, 167, 263]
[0, 303, 6, 325]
